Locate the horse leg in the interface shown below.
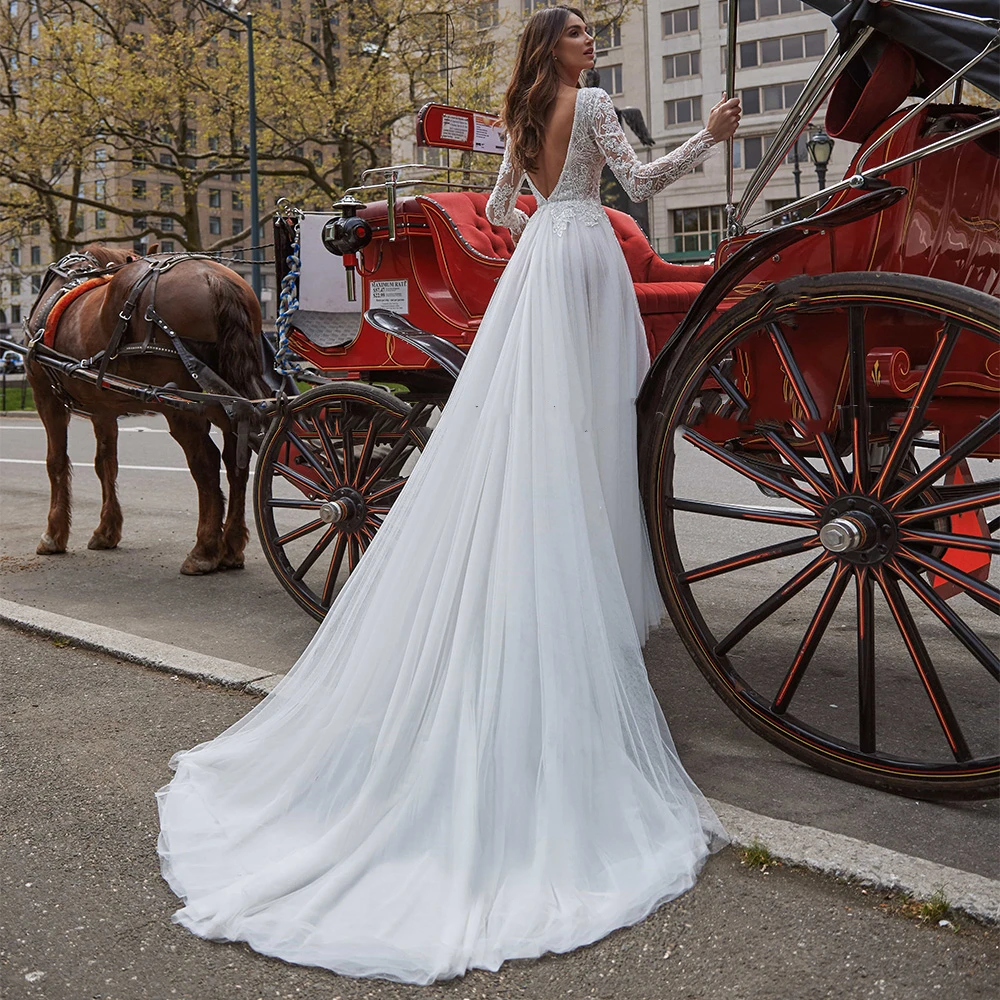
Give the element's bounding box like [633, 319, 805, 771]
[165, 412, 225, 575]
[87, 413, 123, 550]
[33, 378, 73, 554]
[219, 426, 249, 570]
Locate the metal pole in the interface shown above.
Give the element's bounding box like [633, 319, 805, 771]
[246, 12, 261, 300]
[724, 0, 739, 235]
[792, 138, 801, 201]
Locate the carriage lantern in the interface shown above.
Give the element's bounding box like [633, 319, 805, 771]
[321, 194, 372, 301]
[806, 128, 835, 189]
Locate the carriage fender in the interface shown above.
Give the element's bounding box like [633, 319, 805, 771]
[635, 185, 909, 443]
[364, 308, 467, 379]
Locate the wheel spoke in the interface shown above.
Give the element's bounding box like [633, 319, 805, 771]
[887, 412, 1000, 510]
[760, 429, 835, 501]
[900, 528, 1000, 555]
[273, 460, 326, 498]
[768, 323, 820, 421]
[891, 558, 1000, 681]
[682, 535, 820, 585]
[347, 535, 361, 573]
[353, 415, 387, 487]
[847, 306, 871, 493]
[874, 567, 972, 762]
[266, 498, 324, 510]
[366, 478, 407, 505]
[285, 429, 339, 493]
[715, 552, 834, 655]
[341, 423, 355, 485]
[873, 323, 960, 498]
[362, 431, 417, 491]
[898, 545, 1000, 613]
[897, 488, 1000, 525]
[709, 362, 749, 413]
[275, 518, 325, 546]
[855, 569, 876, 754]
[681, 429, 824, 511]
[668, 497, 818, 527]
[293, 524, 338, 581]
[306, 409, 346, 484]
[320, 533, 349, 606]
[773, 563, 851, 714]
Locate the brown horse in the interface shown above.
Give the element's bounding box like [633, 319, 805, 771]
[26, 245, 269, 575]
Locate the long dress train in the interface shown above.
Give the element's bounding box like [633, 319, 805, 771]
[156, 87, 725, 985]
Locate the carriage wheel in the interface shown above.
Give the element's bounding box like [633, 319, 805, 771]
[254, 382, 430, 621]
[643, 273, 998, 799]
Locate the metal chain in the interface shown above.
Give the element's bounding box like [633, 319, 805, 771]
[273, 226, 306, 377]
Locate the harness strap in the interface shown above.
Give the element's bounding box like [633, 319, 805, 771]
[96, 262, 161, 389]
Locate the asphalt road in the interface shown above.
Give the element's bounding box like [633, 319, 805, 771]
[1, 411, 997, 882]
[3, 628, 998, 1000]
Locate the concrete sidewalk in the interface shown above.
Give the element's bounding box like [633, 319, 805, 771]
[3, 627, 998, 1000]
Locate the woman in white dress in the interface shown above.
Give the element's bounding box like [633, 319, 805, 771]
[156, 5, 741, 985]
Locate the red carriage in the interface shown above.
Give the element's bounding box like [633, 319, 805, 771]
[7, 0, 997, 799]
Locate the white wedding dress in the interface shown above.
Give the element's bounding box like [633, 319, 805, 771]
[157, 87, 725, 984]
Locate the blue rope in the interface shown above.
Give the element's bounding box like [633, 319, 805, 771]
[274, 229, 306, 377]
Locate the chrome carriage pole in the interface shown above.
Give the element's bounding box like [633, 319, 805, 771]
[724, 0, 739, 236]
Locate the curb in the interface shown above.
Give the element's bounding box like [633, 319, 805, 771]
[2, 597, 997, 925]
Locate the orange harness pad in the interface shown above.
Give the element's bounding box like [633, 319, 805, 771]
[42, 275, 114, 349]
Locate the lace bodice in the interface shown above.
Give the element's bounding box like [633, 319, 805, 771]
[486, 88, 717, 238]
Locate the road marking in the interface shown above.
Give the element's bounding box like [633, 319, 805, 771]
[0, 457, 254, 474]
[0, 424, 215, 435]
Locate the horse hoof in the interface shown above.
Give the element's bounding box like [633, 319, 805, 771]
[180, 556, 218, 576]
[36, 534, 67, 555]
[218, 555, 245, 571]
[88, 534, 120, 551]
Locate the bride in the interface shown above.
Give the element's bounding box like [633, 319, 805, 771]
[157, 4, 741, 985]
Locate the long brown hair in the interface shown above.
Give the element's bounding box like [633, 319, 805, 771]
[501, 5, 587, 174]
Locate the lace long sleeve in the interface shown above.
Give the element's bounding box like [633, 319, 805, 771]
[591, 90, 716, 202]
[485, 142, 530, 239]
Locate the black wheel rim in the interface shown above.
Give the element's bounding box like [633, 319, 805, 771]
[255, 385, 429, 620]
[649, 275, 999, 795]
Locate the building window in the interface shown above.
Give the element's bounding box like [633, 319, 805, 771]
[595, 22, 621, 50]
[720, 0, 804, 23]
[159, 152, 175, 166]
[9, 248, 19, 265]
[95, 148, 107, 164]
[10, 277, 20, 295]
[11, 304, 21, 324]
[160, 216, 174, 231]
[161, 240, 175, 252]
[311, 149, 323, 167]
[231, 172, 242, 182]
[671, 205, 727, 256]
[231, 191, 243, 210]
[737, 31, 825, 68]
[740, 81, 805, 114]
[662, 6, 698, 37]
[29, 220, 40, 235]
[29, 20, 39, 39]
[209, 216, 222, 235]
[133, 215, 147, 230]
[232, 217, 244, 235]
[208, 188, 221, 208]
[95, 210, 107, 229]
[663, 51, 700, 80]
[598, 64, 623, 96]
[665, 96, 702, 127]
[160, 183, 174, 205]
[30, 245, 40, 265]
[132, 150, 146, 170]
[133, 179, 147, 199]
[31, 274, 42, 293]
[475, 0, 499, 30]
[95, 178, 106, 201]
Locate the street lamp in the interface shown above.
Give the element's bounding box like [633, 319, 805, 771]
[200, 0, 262, 302]
[806, 128, 835, 190]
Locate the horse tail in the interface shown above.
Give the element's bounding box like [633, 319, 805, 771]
[208, 272, 270, 399]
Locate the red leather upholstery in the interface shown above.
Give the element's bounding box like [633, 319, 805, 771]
[415, 192, 713, 356]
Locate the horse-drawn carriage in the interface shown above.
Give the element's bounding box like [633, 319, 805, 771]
[5, 0, 997, 799]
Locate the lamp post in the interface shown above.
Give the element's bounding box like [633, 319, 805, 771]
[806, 127, 835, 190]
[201, 0, 261, 302]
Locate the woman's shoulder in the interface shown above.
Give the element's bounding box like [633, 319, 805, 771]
[578, 87, 614, 114]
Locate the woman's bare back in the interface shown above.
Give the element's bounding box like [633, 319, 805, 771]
[527, 86, 580, 199]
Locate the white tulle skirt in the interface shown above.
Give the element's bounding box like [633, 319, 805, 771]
[156, 203, 726, 985]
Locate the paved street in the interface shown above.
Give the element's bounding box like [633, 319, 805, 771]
[2, 411, 997, 884]
[3, 628, 998, 1000]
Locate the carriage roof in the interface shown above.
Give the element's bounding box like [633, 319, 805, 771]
[805, 0, 999, 99]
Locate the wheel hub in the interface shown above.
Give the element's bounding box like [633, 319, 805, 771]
[820, 496, 897, 564]
[319, 486, 367, 532]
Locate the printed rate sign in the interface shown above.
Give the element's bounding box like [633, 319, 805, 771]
[417, 104, 505, 155]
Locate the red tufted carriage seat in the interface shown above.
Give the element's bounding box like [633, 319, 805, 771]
[416, 191, 713, 357]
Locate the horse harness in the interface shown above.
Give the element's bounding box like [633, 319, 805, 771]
[28, 252, 245, 402]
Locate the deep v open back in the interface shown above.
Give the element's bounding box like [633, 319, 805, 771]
[526, 88, 583, 201]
